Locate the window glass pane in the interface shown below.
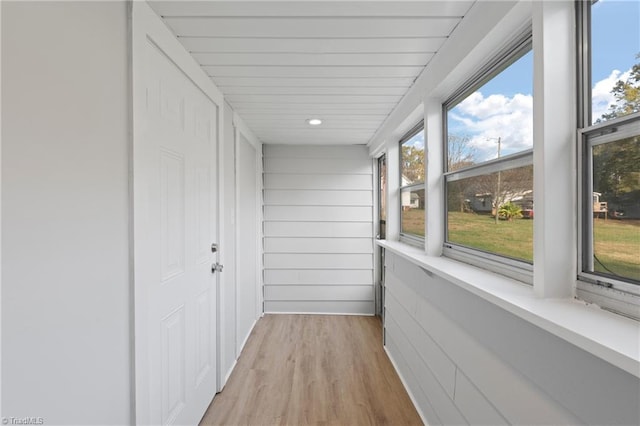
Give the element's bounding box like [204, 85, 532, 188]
[447, 165, 533, 262]
[589, 136, 640, 281]
[401, 131, 425, 185]
[379, 155, 386, 239]
[447, 50, 533, 167]
[401, 187, 425, 237]
[591, 0, 640, 124]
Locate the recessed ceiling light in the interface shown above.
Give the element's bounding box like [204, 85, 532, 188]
[307, 118, 322, 126]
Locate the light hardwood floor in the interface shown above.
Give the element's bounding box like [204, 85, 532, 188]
[200, 314, 422, 426]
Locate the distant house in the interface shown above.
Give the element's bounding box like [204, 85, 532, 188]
[468, 189, 534, 214]
[593, 192, 608, 218]
[401, 175, 422, 210]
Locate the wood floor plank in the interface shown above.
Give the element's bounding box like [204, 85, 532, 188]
[200, 314, 423, 426]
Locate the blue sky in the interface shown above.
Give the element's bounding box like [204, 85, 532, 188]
[479, 51, 533, 98]
[592, 0, 639, 82]
[447, 0, 639, 161]
[403, 132, 424, 150]
[476, 0, 638, 96]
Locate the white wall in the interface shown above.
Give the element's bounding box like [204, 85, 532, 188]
[1, 2, 131, 424]
[263, 145, 374, 314]
[384, 251, 640, 426]
[220, 101, 237, 384]
[0, 1, 4, 416]
[236, 133, 260, 351]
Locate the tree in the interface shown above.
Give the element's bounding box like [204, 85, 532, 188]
[447, 135, 477, 171]
[401, 144, 424, 184]
[598, 54, 640, 122]
[594, 54, 640, 209]
[593, 137, 640, 202]
[467, 165, 533, 222]
[447, 135, 477, 213]
[445, 135, 532, 221]
[498, 202, 523, 221]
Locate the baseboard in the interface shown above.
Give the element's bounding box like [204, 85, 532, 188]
[222, 358, 237, 389]
[219, 317, 259, 392]
[384, 344, 430, 426]
[263, 311, 375, 316]
[237, 317, 258, 356]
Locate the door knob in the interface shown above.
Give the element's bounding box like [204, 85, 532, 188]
[211, 262, 224, 274]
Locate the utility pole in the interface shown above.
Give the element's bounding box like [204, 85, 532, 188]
[488, 137, 502, 224]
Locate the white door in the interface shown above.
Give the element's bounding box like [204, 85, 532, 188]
[134, 31, 219, 425]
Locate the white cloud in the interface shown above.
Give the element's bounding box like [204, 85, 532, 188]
[406, 132, 424, 149]
[448, 65, 634, 161]
[449, 92, 533, 161]
[592, 68, 632, 121]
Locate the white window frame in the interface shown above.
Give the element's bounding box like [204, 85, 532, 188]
[442, 31, 534, 283]
[399, 122, 426, 246]
[576, 0, 640, 319]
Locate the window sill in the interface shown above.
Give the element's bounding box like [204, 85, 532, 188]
[377, 239, 640, 378]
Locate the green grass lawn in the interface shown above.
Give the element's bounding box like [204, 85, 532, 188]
[401, 208, 425, 237]
[447, 211, 533, 262]
[593, 218, 640, 281]
[402, 210, 639, 281]
[446, 211, 639, 280]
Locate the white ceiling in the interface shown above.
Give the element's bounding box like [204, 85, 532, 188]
[149, 1, 475, 145]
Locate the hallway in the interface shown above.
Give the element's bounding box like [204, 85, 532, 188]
[200, 315, 422, 425]
[3, 2, 639, 424]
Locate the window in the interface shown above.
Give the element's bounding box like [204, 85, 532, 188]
[378, 154, 387, 240]
[577, 0, 640, 316]
[399, 124, 425, 243]
[443, 32, 534, 277]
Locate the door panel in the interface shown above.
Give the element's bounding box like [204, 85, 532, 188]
[160, 150, 186, 281]
[136, 32, 218, 425]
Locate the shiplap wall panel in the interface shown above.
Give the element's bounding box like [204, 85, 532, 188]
[177, 39, 443, 56]
[264, 173, 371, 190]
[226, 86, 407, 96]
[259, 134, 374, 145]
[228, 94, 401, 105]
[263, 145, 373, 314]
[385, 311, 468, 426]
[152, 2, 474, 146]
[257, 119, 382, 126]
[264, 253, 372, 270]
[152, 2, 475, 19]
[264, 157, 372, 174]
[164, 17, 460, 38]
[265, 190, 372, 206]
[454, 370, 508, 426]
[192, 52, 433, 67]
[385, 334, 442, 426]
[264, 269, 373, 286]
[384, 268, 418, 317]
[411, 289, 579, 425]
[264, 237, 373, 254]
[264, 206, 372, 222]
[264, 221, 372, 238]
[238, 109, 393, 119]
[265, 285, 373, 301]
[383, 252, 583, 426]
[249, 119, 382, 129]
[385, 289, 456, 399]
[264, 301, 374, 315]
[204, 65, 421, 79]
